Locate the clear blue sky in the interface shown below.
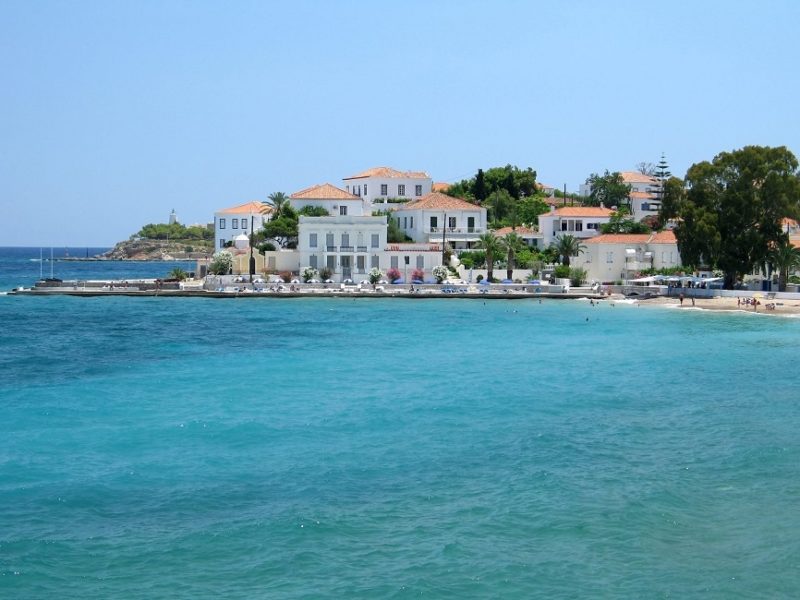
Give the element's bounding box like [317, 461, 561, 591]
[2, 0, 799, 246]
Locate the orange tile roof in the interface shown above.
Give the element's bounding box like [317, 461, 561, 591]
[649, 230, 677, 243]
[343, 166, 430, 180]
[782, 217, 798, 228]
[218, 201, 273, 215]
[399, 192, 482, 211]
[493, 226, 538, 236]
[585, 231, 677, 244]
[432, 182, 451, 192]
[549, 206, 614, 217]
[290, 183, 361, 201]
[621, 171, 658, 184]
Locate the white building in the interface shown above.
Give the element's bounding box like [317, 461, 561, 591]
[579, 171, 661, 222]
[297, 214, 387, 280]
[538, 205, 614, 248]
[342, 166, 432, 211]
[573, 231, 680, 283]
[391, 192, 487, 250]
[289, 183, 365, 216]
[214, 201, 273, 250]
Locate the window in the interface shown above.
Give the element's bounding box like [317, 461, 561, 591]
[357, 256, 365, 271]
[587, 223, 597, 230]
[326, 256, 335, 271]
[219, 239, 226, 248]
[326, 233, 334, 249]
[310, 255, 318, 268]
[606, 252, 614, 263]
[241, 219, 248, 230]
[409, 216, 414, 229]
[415, 184, 422, 196]
[346, 185, 350, 192]
[561, 222, 568, 231]
[403, 217, 408, 229]
[309, 233, 318, 248]
[430, 216, 437, 229]
[416, 255, 424, 269]
[391, 256, 399, 268]
[448, 217, 456, 229]
[575, 222, 583, 232]
[371, 234, 379, 248]
[341, 233, 349, 247]
[340, 205, 348, 216]
[398, 184, 405, 196]
[380, 184, 388, 195]
[232, 218, 238, 229]
[219, 218, 226, 229]
[364, 184, 367, 195]
[371, 255, 379, 269]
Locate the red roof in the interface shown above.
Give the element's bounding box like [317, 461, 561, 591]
[343, 166, 429, 180]
[585, 231, 676, 244]
[400, 192, 482, 211]
[549, 206, 614, 217]
[217, 201, 273, 215]
[290, 183, 361, 201]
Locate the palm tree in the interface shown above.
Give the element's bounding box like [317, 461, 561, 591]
[501, 233, 526, 280]
[267, 191, 288, 217]
[476, 232, 504, 282]
[553, 234, 585, 267]
[769, 237, 800, 291]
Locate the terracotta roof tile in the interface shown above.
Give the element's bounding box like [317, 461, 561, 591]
[621, 171, 659, 185]
[493, 226, 538, 236]
[343, 166, 430, 180]
[584, 231, 677, 244]
[290, 183, 361, 201]
[432, 182, 451, 192]
[549, 206, 614, 217]
[218, 201, 273, 215]
[399, 192, 482, 211]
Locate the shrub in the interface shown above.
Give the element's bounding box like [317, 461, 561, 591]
[169, 268, 188, 281]
[368, 267, 384, 284]
[278, 271, 293, 283]
[569, 267, 587, 286]
[209, 250, 233, 275]
[387, 267, 401, 282]
[319, 267, 332, 281]
[476, 274, 484, 282]
[554, 264, 571, 279]
[411, 268, 425, 281]
[258, 241, 276, 252]
[301, 266, 318, 282]
[432, 265, 449, 283]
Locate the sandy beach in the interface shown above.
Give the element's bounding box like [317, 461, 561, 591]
[636, 294, 800, 316]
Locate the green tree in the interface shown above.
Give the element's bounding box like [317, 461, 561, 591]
[262, 216, 298, 248]
[169, 267, 188, 281]
[586, 171, 632, 209]
[267, 191, 289, 217]
[769, 237, 800, 291]
[553, 234, 585, 267]
[209, 250, 233, 275]
[517, 195, 550, 226]
[476, 232, 504, 282]
[298, 205, 329, 216]
[662, 145, 800, 289]
[485, 189, 513, 225]
[600, 210, 650, 234]
[474, 168, 487, 202]
[500, 233, 526, 280]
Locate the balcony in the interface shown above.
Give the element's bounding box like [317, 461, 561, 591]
[339, 246, 354, 252]
[326, 246, 336, 252]
[357, 246, 368, 252]
[428, 227, 484, 235]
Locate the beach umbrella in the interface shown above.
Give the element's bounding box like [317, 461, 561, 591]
[501, 279, 514, 284]
[479, 279, 490, 285]
[392, 278, 405, 284]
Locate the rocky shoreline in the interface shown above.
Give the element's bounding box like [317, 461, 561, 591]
[99, 238, 212, 261]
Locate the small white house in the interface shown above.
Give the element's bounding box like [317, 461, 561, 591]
[391, 192, 487, 249]
[538, 205, 614, 248]
[573, 230, 680, 283]
[342, 166, 432, 211]
[289, 183, 365, 216]
[214, 201, 273, 250]
[493, 226, 542, 248]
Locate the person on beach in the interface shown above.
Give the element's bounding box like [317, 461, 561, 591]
[679, 292, 684, 305]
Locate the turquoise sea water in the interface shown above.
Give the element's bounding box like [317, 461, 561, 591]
[1, 248, 799, 598]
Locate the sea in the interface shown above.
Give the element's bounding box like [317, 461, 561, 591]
[1, 246, 799, 599]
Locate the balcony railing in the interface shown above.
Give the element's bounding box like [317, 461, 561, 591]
[326, 246, 336, 252]
[427, 227, 484, 235]
[339, 246, 354, 252]
[357, 246, 368, 252]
